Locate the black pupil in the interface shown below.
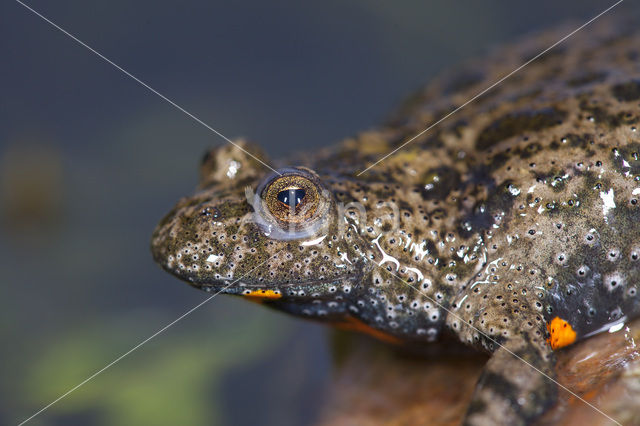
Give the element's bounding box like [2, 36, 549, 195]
[277, 188, 306, 208]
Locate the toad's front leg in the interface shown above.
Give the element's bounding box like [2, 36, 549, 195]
[463, 333, 557, 425]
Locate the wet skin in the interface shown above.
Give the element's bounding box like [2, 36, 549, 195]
[152, 21, 640, 425]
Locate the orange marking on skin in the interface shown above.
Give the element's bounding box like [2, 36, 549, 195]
[335, 316, 403, 345]
[582, 389, 599, 401]
[242, 289, 282, 299]
[567, 388, 600, 406]
[546, 316, 577, 350]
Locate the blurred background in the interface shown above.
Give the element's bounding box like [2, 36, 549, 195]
[0, 1, 631, 425]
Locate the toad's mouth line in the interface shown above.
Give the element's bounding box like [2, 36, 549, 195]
[192, 275, 360, 295]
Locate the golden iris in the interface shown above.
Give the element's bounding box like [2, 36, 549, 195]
[263, 174, 319, 223]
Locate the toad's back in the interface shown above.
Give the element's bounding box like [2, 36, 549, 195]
[152, 20, 640, 425]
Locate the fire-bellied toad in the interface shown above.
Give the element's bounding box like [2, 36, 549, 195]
[151, 21, 640, 425]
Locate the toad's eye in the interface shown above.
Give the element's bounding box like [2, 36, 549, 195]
[277, 188, 306, 208]
[264, 173, 319, 223]
[253, 167, 331, 240]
